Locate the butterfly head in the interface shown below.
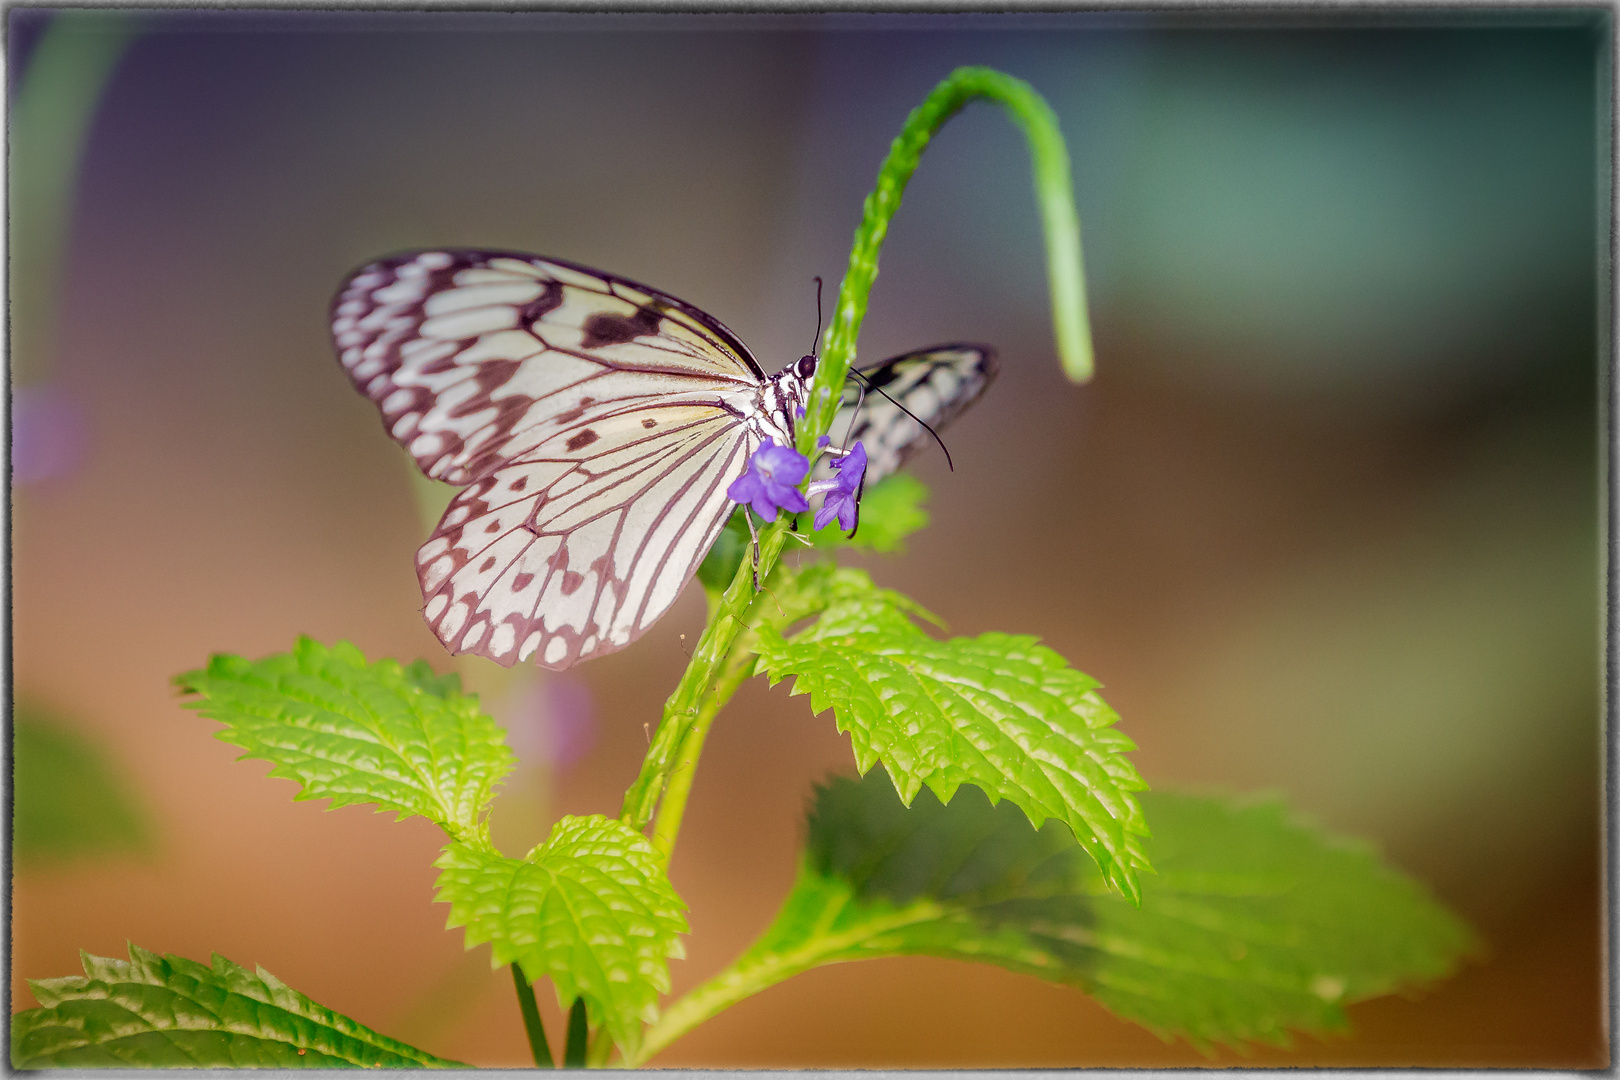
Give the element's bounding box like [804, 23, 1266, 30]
[796, 353, 817, 380]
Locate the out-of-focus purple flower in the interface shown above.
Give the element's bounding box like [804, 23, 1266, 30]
[809, 440, 867, 532]
[727, 439, 809, 522]
[12, 384, 88, 486]
[501, 673, 596, 771]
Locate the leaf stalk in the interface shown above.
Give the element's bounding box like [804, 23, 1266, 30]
[511, 963, 554, 1068]
[563, 998, 589, 1067]
[629, 879, 946, 1066]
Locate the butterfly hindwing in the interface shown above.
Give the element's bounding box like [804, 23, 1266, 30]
[826, 343, 999, 485]
[418, 403, 752, 668]
[332, 249, 769, 668]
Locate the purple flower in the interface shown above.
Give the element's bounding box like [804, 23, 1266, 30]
[809, 440, 867, 532]
[727, 439, 810, 522]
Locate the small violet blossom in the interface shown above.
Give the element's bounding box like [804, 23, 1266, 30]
[808, 440, 867, 532]
[727, 439, 810, 521]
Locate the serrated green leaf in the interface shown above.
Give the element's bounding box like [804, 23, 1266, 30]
[400, 659, 465, 700]
[723, 775, 1475, 1054]
[11, 943, 462, 1068]
[761, 562, 943, 632]
[174, 637, 515, 844]
[13, 705, 152, 865]
[433, 815, 688, 1060]
[807, 472, 930, 553]
[755, 583, 1149, 900]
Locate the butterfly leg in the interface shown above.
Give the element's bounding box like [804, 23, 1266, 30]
[742, 505, 762, 591]
[840, 382, 868, 454]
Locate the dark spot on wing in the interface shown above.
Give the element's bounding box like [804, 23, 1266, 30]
[566, 429, 599, 452]
[642, 418, 657, 429]
[555, 397, 596, 425]
[863, 364, 908, 390]
[469, 359, 522, 401]
[513, 572, 534, 590]
[480, 556, 497, 572]
[485, 520, 501, 533]
[520, 280, 565, 325]
[510, 475, 527, 492]
[580, 304, 663, 349]
[560, 570, 585, 595]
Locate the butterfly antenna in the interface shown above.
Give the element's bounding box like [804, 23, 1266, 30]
[811, 276, 824, 357]
[846, 367, 955, 471]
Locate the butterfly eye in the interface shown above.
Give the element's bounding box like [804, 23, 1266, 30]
[797, 354, 817, 379]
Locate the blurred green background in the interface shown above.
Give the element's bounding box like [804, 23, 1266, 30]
[9, 10, 1606, 1067]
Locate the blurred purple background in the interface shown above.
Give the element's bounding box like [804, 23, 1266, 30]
[9, 10, 1605, 1067]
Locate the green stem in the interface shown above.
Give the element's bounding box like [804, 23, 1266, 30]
[624, 67, 1092, 849]
[628, 880, 945, 1066]
[613, 64, 1096, 1065]
[563, 998, 589, 1067]
[585, 1028, 615, 1069]
[801, 65, 1094, 454]
[649, 632, 760, 867]
[510, 964, 554, 1068]
[620, 526, 786, 832]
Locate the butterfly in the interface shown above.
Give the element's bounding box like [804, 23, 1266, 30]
[332, 249, 996, 670]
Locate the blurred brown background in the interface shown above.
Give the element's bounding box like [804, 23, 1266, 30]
[9, 10, 1607, 1068]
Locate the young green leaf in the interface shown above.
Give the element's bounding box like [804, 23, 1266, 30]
[754, 583, 1150, 901]
[174, 637, 515, 845]
[644, 775, 1475, 1061]
[434, 815, 688, 1060]
[12, 943, 462, 1068]
[12, 704, 152, 865]
[807, 472, 930, 553]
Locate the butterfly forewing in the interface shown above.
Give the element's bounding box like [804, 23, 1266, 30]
[825, 343, 998, 484]
[333, 249, 769, 669]
[333, 250, 764, 484]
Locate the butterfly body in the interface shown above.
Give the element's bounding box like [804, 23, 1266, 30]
[333, 249, 992, 670]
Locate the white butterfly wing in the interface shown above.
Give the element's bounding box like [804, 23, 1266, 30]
[332, 250, 766, 669]
[824, 343, 998, 484]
